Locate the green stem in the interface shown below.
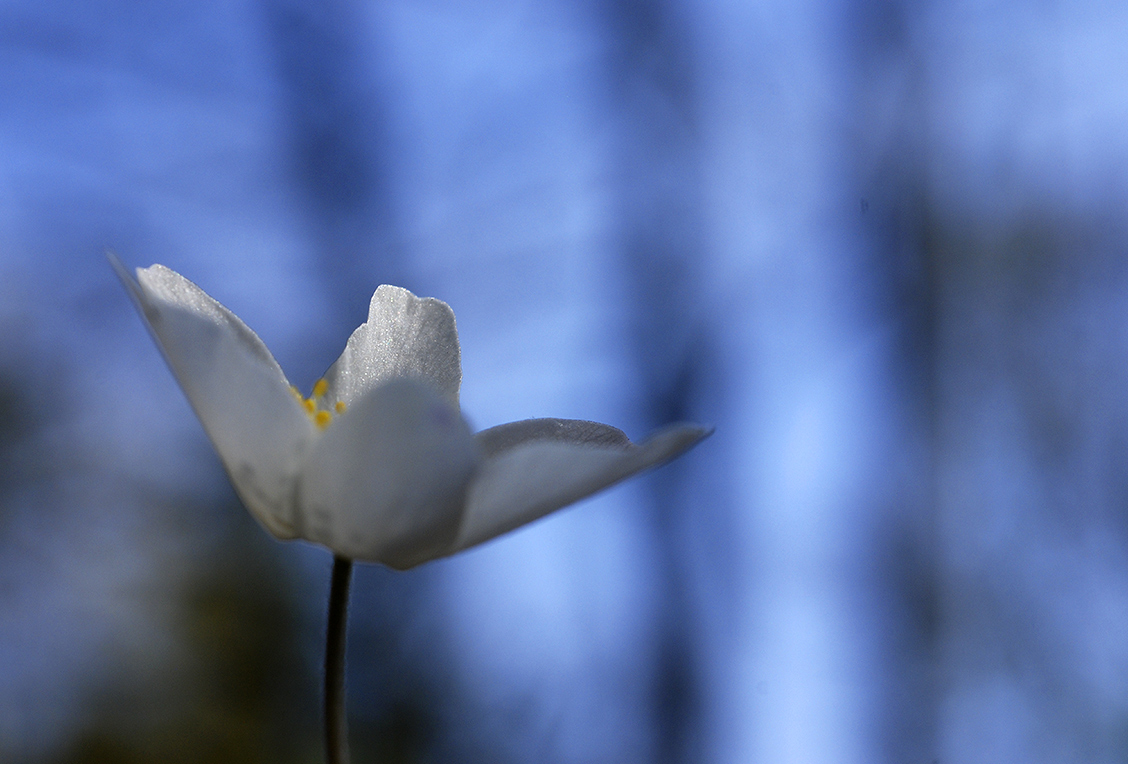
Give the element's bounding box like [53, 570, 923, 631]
[325, 555, 353, 764]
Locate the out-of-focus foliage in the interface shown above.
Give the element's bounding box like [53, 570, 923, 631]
[54, 507, 314, 764]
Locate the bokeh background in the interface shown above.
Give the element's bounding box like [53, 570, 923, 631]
[3, 0, 1128, 762]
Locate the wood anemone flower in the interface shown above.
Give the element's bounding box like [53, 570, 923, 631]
[112, 257, 711, 570]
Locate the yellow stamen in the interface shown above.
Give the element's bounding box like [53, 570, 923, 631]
[313, 378, 329, 398]
[335, 401, 346, 414]
[314, 410, 332, 429]
[302, 398, 316, 414]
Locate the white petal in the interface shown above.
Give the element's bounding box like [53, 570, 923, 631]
[453, 420, 712, 553]
[322, 285, 461, 409]
[112, 256, 313, 538]
[297, 378, 480, 568]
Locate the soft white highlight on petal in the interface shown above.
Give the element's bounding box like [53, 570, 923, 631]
[110, 255, 312, 538]
[323, 285, 462, 409]
[297, 379, 480, 569]
[454, 422, 711, 553]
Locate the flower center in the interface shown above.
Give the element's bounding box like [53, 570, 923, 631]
[291, 378, 347, 430]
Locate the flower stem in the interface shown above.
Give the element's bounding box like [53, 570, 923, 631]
[325, 555, 353, 764]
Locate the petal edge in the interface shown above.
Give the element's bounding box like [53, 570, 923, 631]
[453, 422, 711, 554]
[322, 285, 461, 409]
[112, 255, 313, 538]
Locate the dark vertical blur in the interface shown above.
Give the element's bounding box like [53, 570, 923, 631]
[934, 215, 1128, 762]
[598, 0, 709, 760]
[261, 0, 407, 332]
[848, 0, 941, 760]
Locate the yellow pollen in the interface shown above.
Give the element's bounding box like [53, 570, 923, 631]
[302, 398, 316, 414]
[314, 410, 332, 429]
[335, 401, 346, 414]
[313, 378, 329, 398]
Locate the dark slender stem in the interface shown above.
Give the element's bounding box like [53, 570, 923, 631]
[325, 555, 353, 764]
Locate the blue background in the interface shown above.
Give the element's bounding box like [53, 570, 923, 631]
[3, 0, 1128, 762]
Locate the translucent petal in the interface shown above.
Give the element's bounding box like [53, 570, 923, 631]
[112, 256, 313, 538]
[297, 379, 480, 569]
[322, 285, 461, 410]
[476, 418, 633, 457]
[453, 421, 712, 553]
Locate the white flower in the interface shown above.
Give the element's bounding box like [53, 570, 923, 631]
[112, 257, 711, 569]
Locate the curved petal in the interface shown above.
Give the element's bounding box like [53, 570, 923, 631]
[452, 421, 712, 553]
[112, 256, 313, 538]
[477, 418, 632, 458]
[322, 285, 461, 410]
[296, 379, 480, 569]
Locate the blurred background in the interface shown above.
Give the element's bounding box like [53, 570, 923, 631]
[2, 0, 1128, 762]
